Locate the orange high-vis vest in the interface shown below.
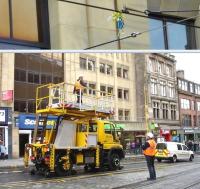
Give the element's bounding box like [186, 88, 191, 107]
[75, 81, 85, 91]
[143, 139, 157, 156]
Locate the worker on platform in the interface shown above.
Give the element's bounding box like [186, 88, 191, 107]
[73, 76, 87, 103]
[142, 132, 157, 181]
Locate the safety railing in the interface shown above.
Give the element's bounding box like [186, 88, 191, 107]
[36, 82, 114, 114]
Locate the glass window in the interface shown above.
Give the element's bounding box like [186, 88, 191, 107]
[125, 110, 130, 121]
[177, 144, 182, 151]
[107, 86, 113, 95]
[100, 85, 106, 96]
[190, 83, 194, 93]
[100, 63, 106, 73]
[12, 0, 38, 42]
[182, 145, 188, 151]
[149, 18, 195, 49]
[15, 69, 26, 82]
[149, 19, 165, 49]
[117, 67, 122, 77]
[14, 100, 26, 112]
[106, 64, 113, 75]
[123, 69, 128, 79]
[197, 102, 200, 111]
[88, 83, 96, 95]
[124, 90, 129, 100]
[118, 110, 123, 121]
[118, 89, 123, 99]
[0, 0, 49, 48]
[151, 78, 157, 95]
[153, 101, 159, 119]
[167, 22, 187, 50]
[80, 57, 87, 69]
[88, 59, 95, 71]
[89, 122, 97, 132]
[28, 72, 39, 84]
[0, 0, 10, 38]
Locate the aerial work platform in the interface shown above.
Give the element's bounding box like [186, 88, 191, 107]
[36, 82, 114, 119]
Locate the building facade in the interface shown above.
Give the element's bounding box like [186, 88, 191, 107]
[0, 52, 144, 158]
[0, 53, 64, 158]
[177, 70, 200, 142]
[1, 0, 200, 50]
[0, 53, 15, 157]
[135, 53, 180, 140]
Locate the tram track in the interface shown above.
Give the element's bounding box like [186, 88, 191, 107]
[0, 163, 175, 188]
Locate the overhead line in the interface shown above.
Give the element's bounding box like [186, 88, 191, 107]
[85, 14, 200, 50]
[58, 0, 148, 19]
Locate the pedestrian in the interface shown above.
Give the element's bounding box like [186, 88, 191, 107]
[73, 76, 87, 103]
[131, 141, 136, 154]
[142, 132, 157, 181]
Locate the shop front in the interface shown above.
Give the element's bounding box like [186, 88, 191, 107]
[0, 107, 9, 155]
[17, 114, 57, 157]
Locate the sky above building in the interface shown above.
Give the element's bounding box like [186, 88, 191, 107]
[173, 53, 200, 83]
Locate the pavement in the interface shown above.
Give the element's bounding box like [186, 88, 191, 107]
[0, 153, 144, 170]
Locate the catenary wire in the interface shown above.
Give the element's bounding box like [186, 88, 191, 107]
[58, 0, 200, 31]
[57, 0, 200, 49]
[85, 14, 200, 49]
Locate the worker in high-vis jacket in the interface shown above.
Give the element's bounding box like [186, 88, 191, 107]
[142, 132, 157, 181]
[73, 76, 87, 103]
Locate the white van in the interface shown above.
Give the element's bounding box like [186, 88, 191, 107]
[155, 142, 194, 163]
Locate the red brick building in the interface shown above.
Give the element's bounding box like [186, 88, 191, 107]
[177, 71, 200, 142]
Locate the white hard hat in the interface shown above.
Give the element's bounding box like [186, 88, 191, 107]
[146, 132, 154, 138]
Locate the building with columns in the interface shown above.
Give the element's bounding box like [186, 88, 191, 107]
[1, 0, 200, 50]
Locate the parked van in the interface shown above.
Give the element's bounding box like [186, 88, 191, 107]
[155, 142, 194, 163]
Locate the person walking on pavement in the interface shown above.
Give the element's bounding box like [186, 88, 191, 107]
[73, 76, 87, 103]
[142, 132, 157, 181]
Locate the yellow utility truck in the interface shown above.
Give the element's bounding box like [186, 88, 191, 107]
[24, 82, 124, 177]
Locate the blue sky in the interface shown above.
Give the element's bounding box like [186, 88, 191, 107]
[173, 53, 200, 83]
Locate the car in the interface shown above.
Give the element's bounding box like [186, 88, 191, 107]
[0, 145, 8, 160]
[155, 142, 194, 163]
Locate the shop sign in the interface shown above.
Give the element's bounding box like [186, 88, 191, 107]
[0, 108, 8, 126]
[18, 114, 57, 129]
[184, 129, 194, 133]
[1, 90, 13, 101]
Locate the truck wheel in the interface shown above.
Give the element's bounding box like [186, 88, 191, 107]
[171, 155, 177, 163]
[44, 170, 51, 178]
[30, 168, 36, 175]
[189, 155, 194, 162]
[108, 153, 120, 171]
[55, 156, 72, 177]
[157, 159, 162, 163]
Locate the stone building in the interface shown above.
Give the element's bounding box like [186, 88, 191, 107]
[135, 53, 180, 140]
[1, 0, 200, 50]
